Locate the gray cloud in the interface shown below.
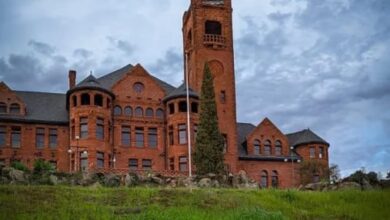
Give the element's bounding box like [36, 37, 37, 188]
[234, 0, 390, 175]
[28, 40, 56, 56]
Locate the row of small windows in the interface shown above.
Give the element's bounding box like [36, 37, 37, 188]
[169, 156, 188, 172]
[0, 102, 21, 114]
[168, 101, 198, 115]
[0, 126, 57, 149]
[71, 117, 105, 140]
[114, 106, 164, 118]
[260, 170, 279, 188]
[253, 140, 282, 156]
[128, 158, 152, 171]
[72, 93, 109, 108]
[310, 146, 326, 159]
[121, 126, 158, 148]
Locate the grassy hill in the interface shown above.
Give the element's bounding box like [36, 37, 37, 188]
[0, 185, 389, 220]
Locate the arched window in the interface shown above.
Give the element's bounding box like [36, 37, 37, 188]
[253, 139, 260, 155]
[260, 170, 268, 188]
[114, 105, 122, 116]
[94, 94, 103, 107]
[178, 101, 187, 112]
[81, 93, 90, 105]
[156, 108, 164, 119]
[135, 107, 143, 117]
[145, 108, 154, 117]
[275, 140, 282, 156]
[0, 102, 7, 113]
[124, 106, 132, 116]
[271, 171, 279, 188]
[264, 140, 271, 155]
[9, 103, 20, 114]
[205, 20, 222, 35]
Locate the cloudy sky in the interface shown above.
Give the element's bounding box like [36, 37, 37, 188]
[0, 0, 389, 177]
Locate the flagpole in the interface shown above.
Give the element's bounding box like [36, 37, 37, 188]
[185, 52, 192, 177]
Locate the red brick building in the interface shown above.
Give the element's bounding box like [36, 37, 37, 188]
[0, 0, 329, 188]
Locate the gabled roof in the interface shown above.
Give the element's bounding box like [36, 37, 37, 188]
[96, 64, 134, 89]
[163, 83, 198, 102]
[95, 63, 176, 94]
[286, 129, 329, 147]
[0, 91, 68, 124]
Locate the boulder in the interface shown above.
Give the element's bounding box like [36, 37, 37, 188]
[151, 176, 164, 185]
[90, 181, 102, 189]
[338, 181, 361, 190]
[198, 178, 212, 188]
[304, 182, 328, 191]
[362, 179, 373, 190]
[207, 173, 216, 179]
[104, 174, 121, 187]
[238, 170, 249, 184]
[125, 174, 135, 187]
[212, 180, 220, 188]
[49, 175, 58, 185]
[9, 168, 25, 183]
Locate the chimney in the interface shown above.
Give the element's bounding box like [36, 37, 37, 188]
[68, 70, 76, 89]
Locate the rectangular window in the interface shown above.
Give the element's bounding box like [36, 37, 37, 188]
[71, 125, 75, 140]
[0, 126, 5, 147]
[222, 134, 227, 153]
[128, 159, 138, 170]
[80, 117, 88, 139]
[310, 147, 315, 158]
[11, 127, 21, 148]
[96, 118, 104, 140]
[96, 152, 104, 169]
[220, 90, 226, 103]
[142, 159, 152, 170]
[193, 124, 198, 142]
[36, 128, 45, 149]
[178, 124, 187, 144]
[179, 156, 188, 172]
[80, 151, 88, 172]
[121, 126, 131, 146]
[169, 157, 175, 170]
[168, 126, 174, 145]
[135, 127, 144, 147]
[148, 128, 158, 148]
[49, 128, 57, 148]
[319, 147, 324, 159]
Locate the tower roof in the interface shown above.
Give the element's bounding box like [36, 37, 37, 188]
[163, 83, 199, 102]
[286, 129, 329, 147]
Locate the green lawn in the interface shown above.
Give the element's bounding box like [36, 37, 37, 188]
[0, 185, 389, 220]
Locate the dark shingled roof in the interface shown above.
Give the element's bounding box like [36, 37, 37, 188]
[236, 122, 256, 156]
[96, 64, 176, 94]
[0, 91, 68, 124]
[163, 83, 198, 102]
[96, 64, 134, 89]
[286, 129, 329, 147]
[75, 74, 107, 90]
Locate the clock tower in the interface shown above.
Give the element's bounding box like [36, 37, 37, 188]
[183, 0, 238, 172]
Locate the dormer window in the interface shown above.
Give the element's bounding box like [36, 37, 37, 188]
[9, 103, 20, 114]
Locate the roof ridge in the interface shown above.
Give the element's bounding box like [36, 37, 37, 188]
[15, 90, 66, 95]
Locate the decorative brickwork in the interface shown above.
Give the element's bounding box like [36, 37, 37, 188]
[0, 0, 329, 188]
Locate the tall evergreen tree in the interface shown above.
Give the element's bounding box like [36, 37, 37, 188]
[193, 63, 225, 175]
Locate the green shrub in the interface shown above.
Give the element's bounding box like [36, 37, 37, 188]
[11, 161, 29, 172]
[33, 159, 54, 174]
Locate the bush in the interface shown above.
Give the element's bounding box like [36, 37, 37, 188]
[33, 159, 54, 174]
[11, 161, 29, 172]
